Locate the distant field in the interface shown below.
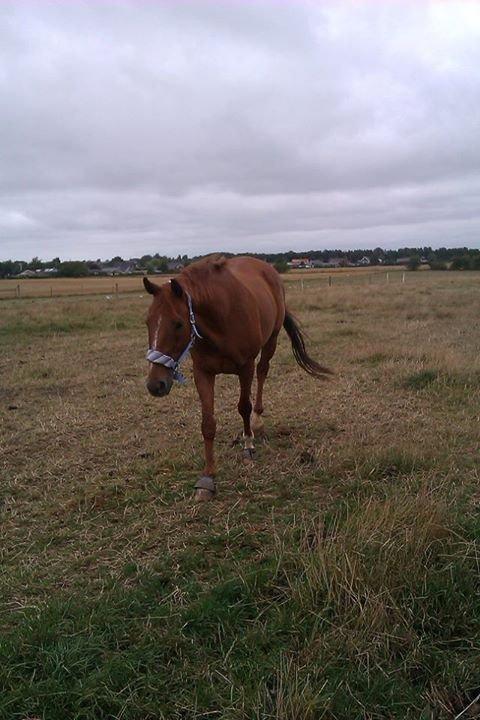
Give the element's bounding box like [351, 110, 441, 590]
[0, 264, 405, 299]
[1, 271, 480, 719]
[0, 274, 160, 299]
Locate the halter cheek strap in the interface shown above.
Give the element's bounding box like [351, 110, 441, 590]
[146, 291, 202, 384]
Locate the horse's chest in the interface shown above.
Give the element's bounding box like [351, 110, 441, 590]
[193, 350, 241, 376]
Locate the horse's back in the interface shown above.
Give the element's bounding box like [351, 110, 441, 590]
[226, 256, 284, 301]
[226, 257, 285, 339]
[183, 255, 285, 366]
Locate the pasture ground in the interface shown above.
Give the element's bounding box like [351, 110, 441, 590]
[1, 271, 480, 719]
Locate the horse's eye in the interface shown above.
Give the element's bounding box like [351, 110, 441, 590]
[174, 321, 183, 330]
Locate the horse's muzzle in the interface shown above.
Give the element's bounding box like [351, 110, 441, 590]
[146, 377, 173, 397]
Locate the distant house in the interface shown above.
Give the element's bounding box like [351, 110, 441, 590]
[167, 261, 184, 272]
[312, 257, 345, 268]
[100, 261, 139, 275]
[356, 256, 371, 266]
[100, 265, 122, 276]
[17, 269, 37, 278]
[288, 258, 313, 269]
[16, 268, 58, 278]
[395, 257, 411, 265]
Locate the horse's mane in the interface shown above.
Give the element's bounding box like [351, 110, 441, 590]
[181, 255, 229, 305]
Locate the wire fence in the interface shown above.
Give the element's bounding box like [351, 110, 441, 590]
[0, 269, 460, 301]
[0, 279, 146, 301]
[286, 270, 408, 292]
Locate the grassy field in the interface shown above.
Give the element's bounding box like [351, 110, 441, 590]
[0, 274, 154, 300]
[1, 271, 480, 719]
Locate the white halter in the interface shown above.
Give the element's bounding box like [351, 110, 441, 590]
[146, 291, 202, 384]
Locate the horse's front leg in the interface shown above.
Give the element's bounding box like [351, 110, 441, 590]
[193, 367, 217, 502]
[238, 360, 255, 462]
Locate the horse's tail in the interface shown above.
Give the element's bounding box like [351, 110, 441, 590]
[283, 310, 333, 379]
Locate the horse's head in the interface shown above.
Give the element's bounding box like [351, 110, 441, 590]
[143, 277, 192, 397]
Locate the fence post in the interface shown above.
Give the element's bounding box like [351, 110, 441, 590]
[50, 286, 53, 298]
[402, 272, 405, 284]
[328, 275, 332, 287]
[300, 279, 304, 292]
[386, 272, 389, 283]
[115, 282, 119, 297]
[16, 284, 20, 298]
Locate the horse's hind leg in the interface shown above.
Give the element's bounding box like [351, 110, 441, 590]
[238, 360, 255, 462]
[252, 333, 278, 436]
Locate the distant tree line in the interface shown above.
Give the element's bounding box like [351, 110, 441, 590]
[0, 257, 92, 278]
[1, 247, 479, 278]
[278, 247, 480, 269]
[188, 246, 480, 268]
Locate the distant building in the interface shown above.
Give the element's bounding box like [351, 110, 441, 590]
[312, 257, 346, 268]
[16, 268, 58, 278]
[356, 256, 371, 266]
[17, 269, 37, 278]
[167, 261, 184, 272]
[288, 258, 313, 269]
[100, 261, 139, 275]
[396, 256, 429, 267]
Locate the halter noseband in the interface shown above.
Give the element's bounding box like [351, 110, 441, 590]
[146, 290, 202, 384]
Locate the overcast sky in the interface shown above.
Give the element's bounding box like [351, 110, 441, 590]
[1, 1, 480, 261]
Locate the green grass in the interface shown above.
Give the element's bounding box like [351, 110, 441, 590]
[1, 488, 479, 720]
[404, 368, 480, 393]
[404, 369, 439, 390]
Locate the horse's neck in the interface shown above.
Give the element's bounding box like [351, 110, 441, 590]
[195, 285, 236, 336]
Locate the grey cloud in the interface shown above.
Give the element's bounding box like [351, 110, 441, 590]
[1, 0, 480, 260]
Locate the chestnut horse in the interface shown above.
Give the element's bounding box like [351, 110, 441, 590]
[143, 255, 331, 501]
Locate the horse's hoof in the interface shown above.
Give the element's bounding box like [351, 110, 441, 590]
[194, 488, 215, 502]
[194, 476, 216, 502]
[242, 448, 255, 463]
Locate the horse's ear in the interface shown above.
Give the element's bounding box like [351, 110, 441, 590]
[170, 278, 183, 298]
[143, 277, 160, 295]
